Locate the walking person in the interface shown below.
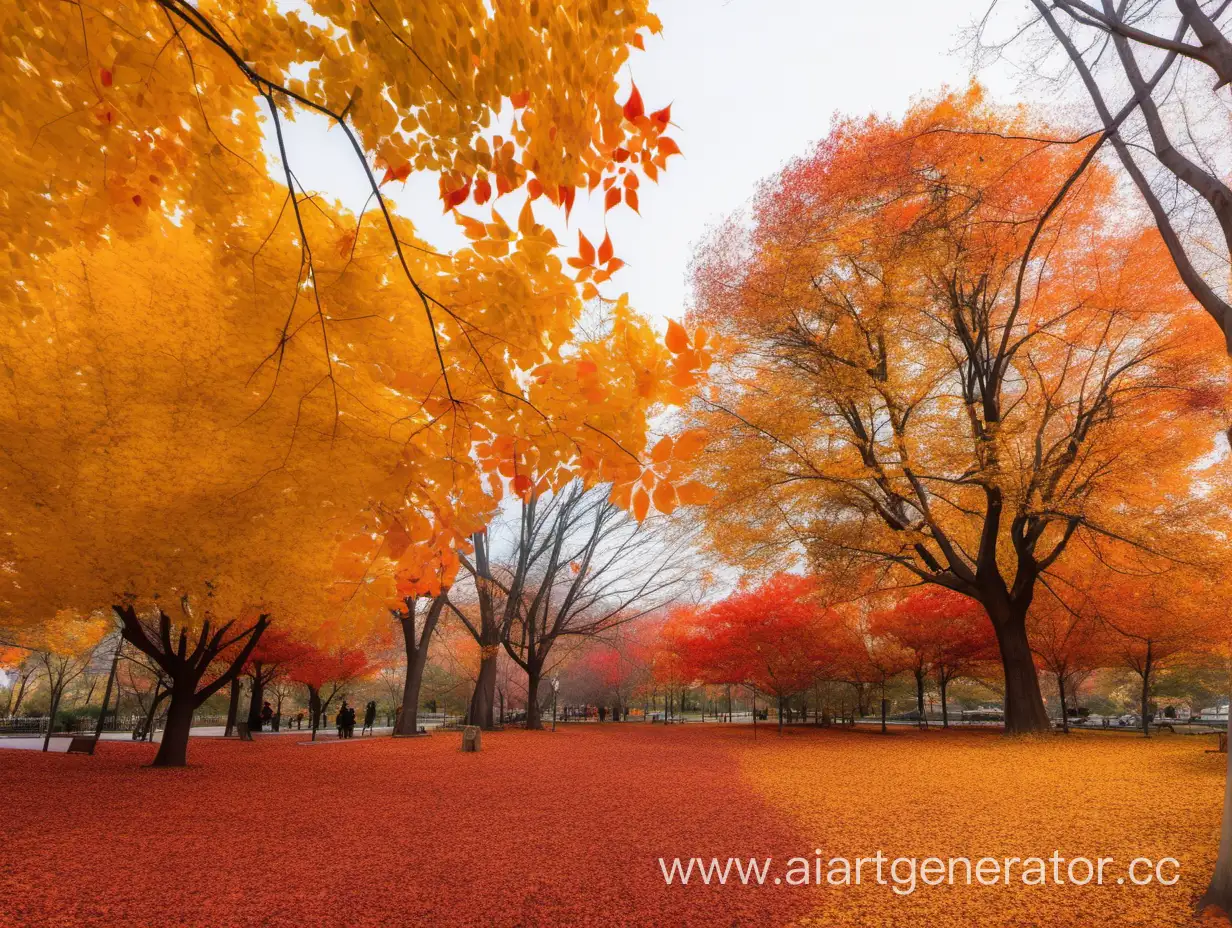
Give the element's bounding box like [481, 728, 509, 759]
[336, 701, 348, 739]
[362, 700, 377, 736]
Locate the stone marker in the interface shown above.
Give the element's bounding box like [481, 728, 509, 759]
[461, 725, 481, 752]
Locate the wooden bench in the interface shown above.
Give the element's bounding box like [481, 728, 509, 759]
[67, 736, 96, 755]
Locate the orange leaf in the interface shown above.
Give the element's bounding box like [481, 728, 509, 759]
[650, 104, 671, 126]
[625, 188, 639, 213]
[100, 68, 113, 88]
[652, 480, 678, 515]
[632, 486, 650, 522]
[513, 474, 533, 496]
[510, 90, 530, 109]
[623, 83, 645, 122]
[598, 232, 614, 266]
[665, 319, 690, 353]
[578, 231, 596, 266]
[677, 481, 716, 506]
[658, 137, 682, 157]
[561, 185, 576, 220]
[631, 33, 645, 51]
[474, 177, 492, 205]
[527, 178, 544, 200]
[609, 482, 634, 510]
[650, 436, 673, 464]
[672, 429, 708, 461]
[605, 187, 621, 212]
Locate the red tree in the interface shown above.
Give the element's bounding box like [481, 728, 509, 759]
[682, 574, 835, 733]
[288, 647, 371, 739]
[873, 589, 997, 728]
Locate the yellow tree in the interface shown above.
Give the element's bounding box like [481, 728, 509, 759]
[2, 1, 705, 763]
[684, 88, 1229, 733]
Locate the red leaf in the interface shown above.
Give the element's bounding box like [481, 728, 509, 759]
[604, 187, 621, 212]
[382, 163, 411, 186]
[561, 185, 576, 220]
[100, 68, 113, 88]
[441, 177, 472, 210]
[631, 33, 645, 50]
[625, 188, 639, 213]
[650, 104, 671, 126]
[510, 90, 530, 109]
[474, 177, 492, 205]
[578, 231, 596, 266]
[623, 84, 645, 122]
[527, 178, 544, 200]
[598, 231, 613, 266]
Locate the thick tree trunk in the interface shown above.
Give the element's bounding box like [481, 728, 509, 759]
[468, 652, 498, 730]
[1140, 662, 1153, 739]
[224, 677, 241, 738]
[395, 644, 428, 735]
[246, 667, 264, 732]
[940, 678, 949, 728]
[152, 687, 195, 767]
[526, 669, 543, 730]
[989, 611, 1050, 734]
[778, 695, 784, 734]
[1200, 690, 1232, 916]
[1057, 674, 1070, 734]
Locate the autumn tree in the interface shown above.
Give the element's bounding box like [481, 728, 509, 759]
[22, 613, 111, 751]
[242, 629, 311, 733]
[675, 574, 836, 733]
[685, 88, 1227, 734]
[1, 0, 706, 766]
[0, 648, 39, 719]
[869, 588, 998, 728]
[992, 1, 1232, 349]
[1028, 582, 1112, 733]
[455, 480, 689, 729]
[289, 646, 371, 739]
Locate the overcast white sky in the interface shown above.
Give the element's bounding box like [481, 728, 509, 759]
[282, 1, 1026, 328]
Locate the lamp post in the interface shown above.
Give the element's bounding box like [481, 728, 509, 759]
[551, 677, 560, 732]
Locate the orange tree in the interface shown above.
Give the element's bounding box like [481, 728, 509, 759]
[684, 87, 1228, 734]
[0, 1, 706, 765]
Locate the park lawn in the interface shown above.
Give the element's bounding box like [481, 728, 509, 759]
[0, 725, 1225, 928]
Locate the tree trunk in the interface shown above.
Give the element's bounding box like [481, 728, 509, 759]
[396, 626, 428, 735]
[1057, 673, 1070, 734]
[526, 669, 543, 730]
[152, 686, 195, 767]
[1140, 647, 1153, 739]
[468, 651, 498, 730]
[939, 677, 949, 728]
[778, 695, 784, 734]
[990, 610, 1051, 734]
[42, 684, 63, 752]
[246, 666, 264, 732]
[1200, 695, 1232, 915]
[93, 646, 120, 743]
[224, 677, 241, 738]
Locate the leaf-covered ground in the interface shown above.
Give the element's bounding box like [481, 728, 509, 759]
[0, 725, 1225, 927]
